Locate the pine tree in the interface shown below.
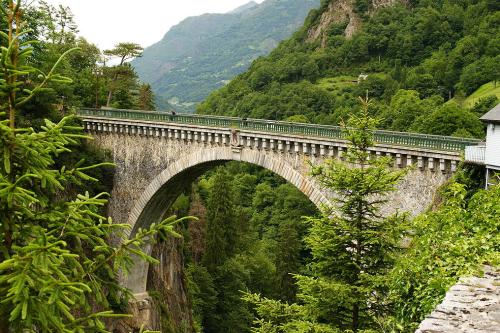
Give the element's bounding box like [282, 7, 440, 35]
[103, 42, 143, 107]
[203, 167, 237, 272]
[245, 99, 408, 332]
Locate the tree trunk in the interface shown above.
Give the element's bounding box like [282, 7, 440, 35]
[106, 88, 113, 107]
[352, 302, 359, 332]
[106, 57, 126, 107]
[0, 320, 9, 333]
[106, 70, 118, 107]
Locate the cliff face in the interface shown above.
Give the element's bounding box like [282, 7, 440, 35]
[107, 235, 194, 333]
[306, 0, 406, 46]
[147, 237, 194, 332]
[135, 192, 207, 332]
[107, 192, 207, 333]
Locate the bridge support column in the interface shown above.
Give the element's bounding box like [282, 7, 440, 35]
[428, 158, 435, 172]
[407, 155, 413, 167]
[109, 293, 154, 333]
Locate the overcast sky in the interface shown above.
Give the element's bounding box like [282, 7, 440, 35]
[41, 0, 265, 50]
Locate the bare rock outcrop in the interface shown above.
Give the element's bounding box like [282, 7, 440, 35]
[306, 0, 406, 46]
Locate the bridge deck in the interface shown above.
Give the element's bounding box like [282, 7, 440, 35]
[77, 108, 481, 152]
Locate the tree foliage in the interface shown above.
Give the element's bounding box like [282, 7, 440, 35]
[198, 0, 498, 138]
[203, 167, 238, 272]
[185, 163, 318, 333]
[0, 2, 186, 331]
[138, 83, 156, 111]
[245, 100, 409, 332]
[388, 179, 500, 330]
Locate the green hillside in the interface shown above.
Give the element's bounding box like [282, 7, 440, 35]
[132, 0, 320, 112]
[463, 81, 500, 108]
[199, 0, 500, 138]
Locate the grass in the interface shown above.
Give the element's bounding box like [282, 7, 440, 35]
[316, 73, 390, 96]
[462, 81, 500, 108]
[316, 75, 357, 93]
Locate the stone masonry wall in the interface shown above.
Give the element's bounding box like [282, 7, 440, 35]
[416, 266, 500, 333]
[92, 130, 450, 231]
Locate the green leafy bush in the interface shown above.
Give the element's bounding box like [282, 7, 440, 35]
[389, 181, 500, 330]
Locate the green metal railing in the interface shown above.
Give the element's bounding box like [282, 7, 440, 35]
[77, 108, 481, 152]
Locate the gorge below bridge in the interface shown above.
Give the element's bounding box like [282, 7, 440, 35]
[78, 108, 481, 301]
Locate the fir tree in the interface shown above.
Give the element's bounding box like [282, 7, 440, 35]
[0, 2, 185, 331]
[305, 98, 409, 331]
[203, 167, 237, 272]
[138, 83, 156, 111]
[245, 99, 409, 332]
[275, 220, 301, 303]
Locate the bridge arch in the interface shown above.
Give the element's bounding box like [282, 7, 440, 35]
[82, 110, 466, 296]
[123, 147, 328, 295]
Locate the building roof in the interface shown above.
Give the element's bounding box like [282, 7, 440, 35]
[481, 103, 500, 123]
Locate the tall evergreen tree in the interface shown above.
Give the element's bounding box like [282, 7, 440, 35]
[203, 167, 237, 272]
[245, 99, 408, 332]
[275, 220, 301, 303]
[138, 83, 156, 111]
[103, 42, 143, 107]
[305, 99, 408, 331]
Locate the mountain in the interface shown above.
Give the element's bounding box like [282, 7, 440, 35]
[230, 1, 259, 14]
[198, 0, 499, 138]
[132, 0, 320, 112]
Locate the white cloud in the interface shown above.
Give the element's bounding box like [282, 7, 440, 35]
[40, 0, 264, 50]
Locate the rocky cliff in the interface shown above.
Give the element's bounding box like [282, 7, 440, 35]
[306, 0, 407, 46]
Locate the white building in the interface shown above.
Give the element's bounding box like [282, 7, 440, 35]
[482, 103, 500, 187]
[466, 103, 500, 187]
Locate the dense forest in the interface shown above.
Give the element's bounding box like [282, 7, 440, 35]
[0, 1, 499, 333]
[173, 164, 318, 332]
[0, 0, 157, 116]
[199, 0, 499, 138]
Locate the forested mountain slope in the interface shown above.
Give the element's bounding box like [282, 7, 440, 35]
[199, 0, 499, 138]
[132, 0, 320, 112]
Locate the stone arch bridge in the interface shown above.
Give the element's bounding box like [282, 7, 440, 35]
[78, 108, 480, 297]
